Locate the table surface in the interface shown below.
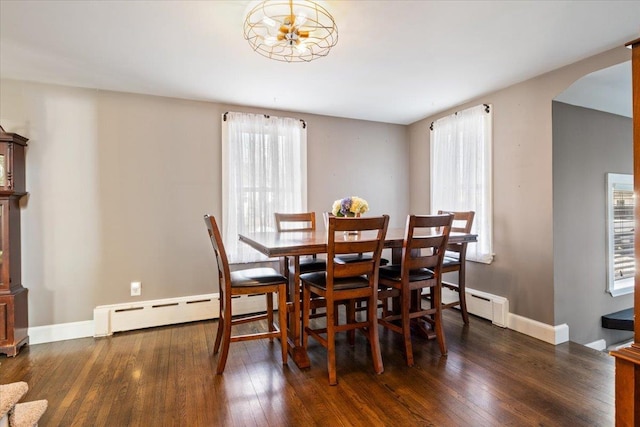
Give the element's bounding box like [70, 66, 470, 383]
[238, 227, 477, 258]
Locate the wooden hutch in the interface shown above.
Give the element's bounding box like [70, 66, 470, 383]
[0, 125, 28, 357]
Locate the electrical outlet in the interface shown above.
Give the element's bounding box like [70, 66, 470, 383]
[131, 281, 141, 296]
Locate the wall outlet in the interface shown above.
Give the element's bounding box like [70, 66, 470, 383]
[131, 281, 141, 296]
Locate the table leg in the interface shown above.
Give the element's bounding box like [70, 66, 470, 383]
[286, 256, 310, 369]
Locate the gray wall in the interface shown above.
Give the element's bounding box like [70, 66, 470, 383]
[0, 46, 633, 345]
[408, 46, 630, 330]
[0, 79, 409, 327]
[553, 101, 634, 345]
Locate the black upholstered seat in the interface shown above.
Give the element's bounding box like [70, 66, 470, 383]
[230, 268, 291, 287]
[378, 265, 434, 281]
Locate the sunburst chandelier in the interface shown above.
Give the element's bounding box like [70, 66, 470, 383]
[243, 0, 338, 63]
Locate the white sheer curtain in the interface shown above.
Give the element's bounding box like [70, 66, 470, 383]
[222, 112, 307, 263]
[430, 104, 493, 263]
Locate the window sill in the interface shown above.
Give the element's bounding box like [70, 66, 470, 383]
[608, 285, 635, 297]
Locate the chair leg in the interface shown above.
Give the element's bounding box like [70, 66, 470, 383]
[302, 285, 311, 349]
[458, 274, 470, 325]
[278, 285, 288, 365]
[213, 305, 224, 355]
[266, 292, 274, 342]
[368, 293, 384, 375]
[216, 304, 234, 374]
[433, 285, 448, 356]
[401, 286, 414, 367]
[380, 294, 389, 318]
[326, 299, 338, 386]
[347, 300, 356, 346]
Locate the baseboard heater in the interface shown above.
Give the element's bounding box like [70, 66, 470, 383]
[441, 286, 509, 327]
[93, 287, 507, 337]
[93, 293, 275, 337]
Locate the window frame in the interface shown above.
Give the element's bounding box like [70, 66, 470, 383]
[606, 172, 635, 296]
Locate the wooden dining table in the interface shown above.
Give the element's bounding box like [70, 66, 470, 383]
[238, 227, 477, 368]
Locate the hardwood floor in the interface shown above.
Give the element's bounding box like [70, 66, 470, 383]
[0, 310, 614, 426]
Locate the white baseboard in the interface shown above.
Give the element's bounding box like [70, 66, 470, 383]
[27, 291, 569, 346]
[29, 320, 95, 345]
[507, 313, 569, 345]
[585, 339, 607, 351]
[607, 339, 634, 351]
[26, 293, 274, 343]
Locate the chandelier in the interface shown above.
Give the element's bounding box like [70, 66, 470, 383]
[243, 0, 338, 63]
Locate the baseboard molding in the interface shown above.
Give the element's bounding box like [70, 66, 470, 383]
[29, 320, 95, 345]
[27, 292, 569, 346]
[507, 313, 569, 345]
[585, 339, 607, 351]
[607, 339, 634, 351]
[26, 293, 273, 343]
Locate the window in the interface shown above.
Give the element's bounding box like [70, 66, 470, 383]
[222, 112, 307, 263]
[430, 104, 493, 263]
[606, 173, 634, 296]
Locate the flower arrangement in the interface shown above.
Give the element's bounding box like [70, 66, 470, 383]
[332, 196, 369, 217]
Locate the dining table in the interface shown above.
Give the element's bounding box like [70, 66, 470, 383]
[238, 227, 477, 368]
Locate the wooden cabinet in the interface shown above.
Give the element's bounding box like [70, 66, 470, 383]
[0, 126, 28, 357]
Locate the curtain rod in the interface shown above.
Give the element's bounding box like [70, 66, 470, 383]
[223, 112, 306, 129]
[429, 104, 490, 131]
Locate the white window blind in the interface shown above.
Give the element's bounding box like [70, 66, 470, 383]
[222, 112, 307, 263]
[430, 104, 493, 263]
[606, 173, 634, 296]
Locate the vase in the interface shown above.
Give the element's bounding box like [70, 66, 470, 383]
[344, 213, 361, 238]
[344, 230, 360, 240]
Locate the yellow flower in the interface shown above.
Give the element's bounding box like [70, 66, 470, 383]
[332, 196, 369, 217]
[350, 196, 369, 215]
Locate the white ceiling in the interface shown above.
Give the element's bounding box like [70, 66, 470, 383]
[1, 1, 638, 125]
[556, 61, 632, 118]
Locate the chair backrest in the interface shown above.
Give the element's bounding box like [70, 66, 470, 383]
[437, 210, 474, 255]
[204, 215, 231, 299]
[274, 212, 317, 232]
[322, 212, 334, 230]
[327, 215, 389, 281]
[400, 214, 453, 278]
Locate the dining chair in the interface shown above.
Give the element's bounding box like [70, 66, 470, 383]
[301, 214, 389, 385]
[274, 212, 327, 278]
[322, 212, 389, 266]
[377, 213, 453, 366]
[274, 212, 328, 332]
[204, 215, 288, 374]
[437, 210, 475, 324]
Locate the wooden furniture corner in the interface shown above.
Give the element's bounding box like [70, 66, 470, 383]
[0, 126, 29, 357]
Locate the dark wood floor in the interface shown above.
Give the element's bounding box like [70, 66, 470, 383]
[0, 310, 614, 426]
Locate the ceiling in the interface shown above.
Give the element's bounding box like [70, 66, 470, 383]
[555, 61, 631, 118]
[1, 1, 638, 125]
